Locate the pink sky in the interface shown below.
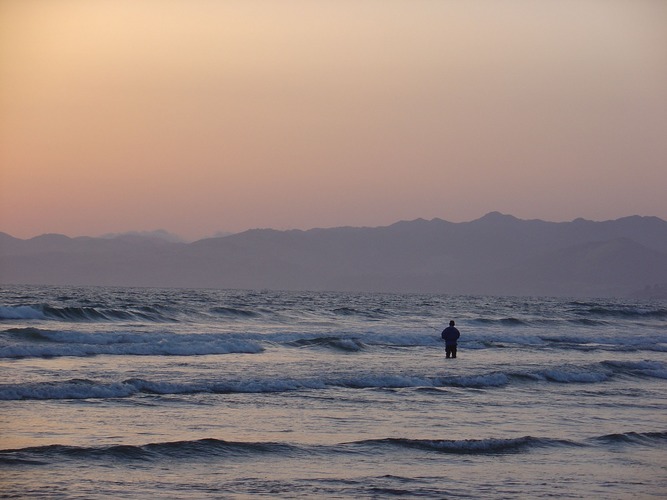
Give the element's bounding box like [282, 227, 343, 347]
[1, 0, 666, 240]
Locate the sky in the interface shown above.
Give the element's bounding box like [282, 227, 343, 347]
[1, 0, 666, 241]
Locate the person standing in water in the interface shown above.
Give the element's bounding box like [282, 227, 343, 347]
[441, 320, 460, 359]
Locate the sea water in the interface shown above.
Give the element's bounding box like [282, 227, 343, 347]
[1, 285, 665, 499]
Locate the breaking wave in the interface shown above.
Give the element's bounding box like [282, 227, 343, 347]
[3, 324, 666, 359]
[0, 328, 264, 358]
[0, 304, 179, 323]
[2, 360, 663, 401]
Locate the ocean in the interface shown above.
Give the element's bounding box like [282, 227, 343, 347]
[1, 285, 666, 499]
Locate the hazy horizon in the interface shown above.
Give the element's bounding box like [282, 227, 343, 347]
[3, 210, 665, 242]
[2, 1, 666, 241]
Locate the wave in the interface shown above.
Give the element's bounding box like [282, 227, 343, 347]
[470, 317, 610, 328]
[512, 360, 667, 384]
[3, 360, 663, 401]
[0, 304, 270, 323]
[3, 327, 52, 341]
[469, 304, 667, 328]
[209, 306, 260, 318]
[3, 324, 666, 359]
[286, 336, 366, 352]
[332, 307, 388, 319]
[535, 335, 667, 353]
[0, 304, 179, 323]
[589, 307, 667, 319]
[353, 436, 579, 454]
[0, 376, 433, 401]
[3, 431, 665, 465]
[0, 437, 563, 465]
[0, 328, 264, 358]
[567, 302, 667, 320]
[592, 431, 667, 445]
[0, 306, 47, 320]
[0, 302, 393, 324]
[0, 438, 299, 465]
[600, 360, 667, 380]
[567, 318, 609, 326]
[0, 370, 640, 401]
[471, 317, 528, 326]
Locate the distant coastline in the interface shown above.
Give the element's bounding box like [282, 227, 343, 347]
[2, 213, 667, 299]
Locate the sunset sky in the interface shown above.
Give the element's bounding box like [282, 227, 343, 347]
[1, 0, 666, 240]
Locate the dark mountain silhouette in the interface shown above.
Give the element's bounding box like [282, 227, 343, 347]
[1, 213, 666, 298]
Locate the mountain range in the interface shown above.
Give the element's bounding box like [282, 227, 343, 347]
[2, 212, 667, 298]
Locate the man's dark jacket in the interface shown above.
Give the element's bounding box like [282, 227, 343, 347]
[441, 326, 460, 346]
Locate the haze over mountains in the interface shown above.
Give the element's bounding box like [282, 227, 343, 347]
[1, 213, 667, 298]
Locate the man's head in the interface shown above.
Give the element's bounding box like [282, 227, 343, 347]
[449, 320, 455, 326]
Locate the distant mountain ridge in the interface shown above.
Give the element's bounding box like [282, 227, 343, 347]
[2, 213, 667, 298]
